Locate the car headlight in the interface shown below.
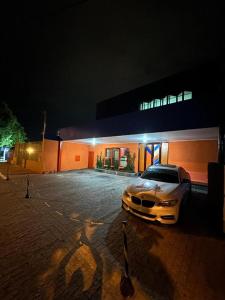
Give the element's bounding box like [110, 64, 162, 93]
[123, 190, 129, 197]
[156, 199, 178, 207]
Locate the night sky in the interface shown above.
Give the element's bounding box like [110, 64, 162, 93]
[1, 0, 225, 140]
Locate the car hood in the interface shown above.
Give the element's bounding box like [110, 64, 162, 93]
[126, 178, 179, 201]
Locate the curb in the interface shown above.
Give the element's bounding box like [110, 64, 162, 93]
[95, 168, 137, 177]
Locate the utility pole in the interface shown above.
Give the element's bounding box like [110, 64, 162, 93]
[57, 130, 62, 172]
[42, 111, 47, 172]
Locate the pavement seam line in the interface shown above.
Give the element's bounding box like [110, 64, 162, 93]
[55, 211, 63, 216]
[0, 172, 7, 180]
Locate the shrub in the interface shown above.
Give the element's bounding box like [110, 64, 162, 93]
[105, 158, 111, 169]
[124, 149, 136, 172]
[96, 154, 100, 168]
[114, 159, 119, 170]
[96, 152, 103, 169]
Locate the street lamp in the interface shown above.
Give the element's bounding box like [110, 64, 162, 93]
[24, 147, 34, 169]
[26, 147, 34, 155]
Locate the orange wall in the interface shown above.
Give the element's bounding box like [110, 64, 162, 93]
[43, 139, 58, 172]
[26, 160, 43, 173]
[168, 140, 218, 183]
[93, 143, 139, 172]
[60, 142, 89, 171]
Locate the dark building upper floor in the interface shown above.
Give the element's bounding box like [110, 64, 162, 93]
[96, 63, 224, 120]
[60, 62, 224, 141]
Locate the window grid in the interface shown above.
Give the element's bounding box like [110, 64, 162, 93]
[139, 91, 192, 111]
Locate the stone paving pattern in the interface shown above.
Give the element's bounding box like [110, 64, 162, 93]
[0, 166, 225, 300]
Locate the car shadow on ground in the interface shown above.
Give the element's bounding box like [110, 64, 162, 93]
[174, 189, 222, 238]
[106, 189, 225, 300]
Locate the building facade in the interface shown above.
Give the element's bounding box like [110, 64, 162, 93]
[13, 64, 224, 184]
[57, 64, 224, 184]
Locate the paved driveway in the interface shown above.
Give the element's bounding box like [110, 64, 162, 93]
[0, 169, 224, 300]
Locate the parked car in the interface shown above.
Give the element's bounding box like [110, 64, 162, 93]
[122, 164, 191, 224]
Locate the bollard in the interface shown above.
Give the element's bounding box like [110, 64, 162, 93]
[25, 175, 31, 198]
[6, 163, 9, 181]
[120, 221, 134, 297]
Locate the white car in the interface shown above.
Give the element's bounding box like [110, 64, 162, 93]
[122, 164, 191, 224]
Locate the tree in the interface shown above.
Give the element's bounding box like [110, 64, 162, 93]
[0, 102, 26, 149]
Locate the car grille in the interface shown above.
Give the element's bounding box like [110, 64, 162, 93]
[131, 196, 141, 205]
[142, 200, 155, 208]
[131, 196, 155, 208]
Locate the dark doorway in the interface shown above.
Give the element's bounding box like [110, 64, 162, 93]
[88, 151, 94, 168]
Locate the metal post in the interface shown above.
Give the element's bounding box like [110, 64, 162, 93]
[6, 163, 9, 180]
[25, 175, 31, 198]
[41, 111, 47, 173]
[120, 221, 134, 297]
[218, 125, 225, 164]
[122, 221, 129, 277]
[57, 131, 61, 172]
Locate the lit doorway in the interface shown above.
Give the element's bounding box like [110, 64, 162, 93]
[138, 143, 168, 172]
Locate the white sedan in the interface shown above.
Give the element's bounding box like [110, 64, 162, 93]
[122, 164, 191, 224]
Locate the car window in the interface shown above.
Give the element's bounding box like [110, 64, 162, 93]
[141, 168, 179, 183]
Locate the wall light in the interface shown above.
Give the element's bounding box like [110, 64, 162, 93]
[92, 138, 96, 146]
[26, 147, 34, 155]
[143, 135, 147, 143]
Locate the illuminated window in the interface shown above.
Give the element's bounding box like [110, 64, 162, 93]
[143, 102, 148, 110]
[139, 90, 192, 111]
[168, 95, 176, 104]
[154, 99, 161, 107]
[106, 148, 112, 158]
[177, 92, 183, 102]
[162, 96, 167, 105]
[113, 149, 119, 160]
[184, 91, 192, 100]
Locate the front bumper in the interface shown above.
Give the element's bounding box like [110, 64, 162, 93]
[122, 195, 179, 224]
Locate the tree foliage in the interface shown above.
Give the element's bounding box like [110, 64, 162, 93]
[0, 102, 26, 147]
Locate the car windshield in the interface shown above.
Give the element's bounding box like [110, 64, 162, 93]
[141, 168, 179, 183]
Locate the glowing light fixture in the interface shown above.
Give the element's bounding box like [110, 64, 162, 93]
[26, 147, 34, 155]
[92, 138, 96, 145]
[143, 135, 147, 143]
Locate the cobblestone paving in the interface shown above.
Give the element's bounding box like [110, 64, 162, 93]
[0, 168, 225, 300]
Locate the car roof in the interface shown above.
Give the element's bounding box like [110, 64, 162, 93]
[148, 164, 179, 171]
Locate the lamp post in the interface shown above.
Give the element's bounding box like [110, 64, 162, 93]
[218, 125, 225, 164]
[57, 131, 62, 172]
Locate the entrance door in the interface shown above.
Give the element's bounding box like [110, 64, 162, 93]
[138, 143, 166, 172]
[88, 151, 94, 168]
[152, 144, 161, 165]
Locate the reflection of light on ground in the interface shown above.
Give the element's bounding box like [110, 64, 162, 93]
[39, 248, 68, 300]
[85, 220, 98, 240]
[65, 242, 96, 290]
[70, 212, 80, 220]
[39, 221, 98, 298]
